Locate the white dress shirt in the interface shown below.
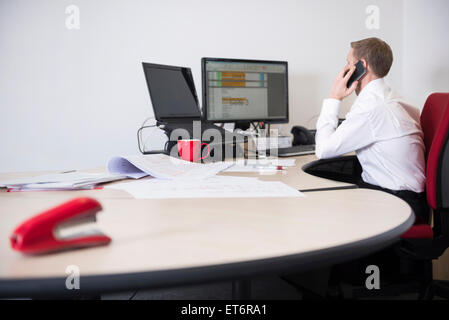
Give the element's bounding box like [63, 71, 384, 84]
[315, 78, 426, 193]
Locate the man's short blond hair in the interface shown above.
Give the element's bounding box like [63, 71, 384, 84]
[350, 37, 393, 78]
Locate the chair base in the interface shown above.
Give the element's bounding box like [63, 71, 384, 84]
[423, 280, 449, 299]
[326, 251, 436, 300]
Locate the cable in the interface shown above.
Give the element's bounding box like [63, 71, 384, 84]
[137, 116, 157, 154]
[137, 125, 158, 154]
[251, 122, 259, 132]
[138, 117, 155, 150]
[141, 116, 154, 127]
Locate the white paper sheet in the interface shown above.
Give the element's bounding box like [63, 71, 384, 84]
[107, 176, 303, 199]
[0, 172, 126, 189]
[224, 158, 296, 172]
[223, 166, 279, 173]
[107, 154, 234, 179]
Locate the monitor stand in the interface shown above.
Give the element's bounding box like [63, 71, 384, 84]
[234, 121, 251, 131]
[155, 121, 247, 161]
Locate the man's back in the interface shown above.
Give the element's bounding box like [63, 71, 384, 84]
[315, 78, 426, 192]
[353, 79, 426, 192]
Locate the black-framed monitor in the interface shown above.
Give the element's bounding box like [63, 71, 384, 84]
[142, 62, 202, 122]
[201, 57, 289, 123]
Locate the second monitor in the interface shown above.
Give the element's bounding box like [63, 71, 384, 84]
[202, 58, 288, 124]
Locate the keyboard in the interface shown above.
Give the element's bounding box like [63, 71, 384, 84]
[277, 144, 316, 157]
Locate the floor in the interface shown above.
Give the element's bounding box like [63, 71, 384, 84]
[102, 276, 301, 300]
[101, 275, 443, 300]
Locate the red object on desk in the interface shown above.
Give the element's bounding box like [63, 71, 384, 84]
[10, 197, 111, 254]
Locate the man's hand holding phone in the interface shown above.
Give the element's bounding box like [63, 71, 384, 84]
[329, 65, 358, 101]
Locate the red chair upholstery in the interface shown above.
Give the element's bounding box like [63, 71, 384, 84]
[401, 224, 434, 239]
[421, 93, 449, 210]
[337, 93, 449, 300]
[400, 93, 449, 240]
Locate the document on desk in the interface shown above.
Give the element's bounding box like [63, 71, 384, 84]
[0, 172, 127, 190]
[107, 154, 234, 179]
[224, 158, 296, 172]
[106, 176, 304, 199]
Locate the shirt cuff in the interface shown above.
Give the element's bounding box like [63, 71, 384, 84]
[321, 98, 341, 117]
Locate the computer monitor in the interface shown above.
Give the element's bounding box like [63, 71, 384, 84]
[201, 58, 289, 123]
[142, 62, 202, 122]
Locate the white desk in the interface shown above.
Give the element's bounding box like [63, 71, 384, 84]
[0, 155, 413, 298]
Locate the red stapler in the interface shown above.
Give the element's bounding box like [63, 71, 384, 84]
[10, 197, 111, 254]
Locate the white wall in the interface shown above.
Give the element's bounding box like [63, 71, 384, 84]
[0, 0, 426, 172]
[402, 0, 449, 109]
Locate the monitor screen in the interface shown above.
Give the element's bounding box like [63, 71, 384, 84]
[202, 58, 288, 123]
[142, 63, 201, 121]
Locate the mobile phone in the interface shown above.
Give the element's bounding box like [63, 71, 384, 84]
[346, 60, 366, 88]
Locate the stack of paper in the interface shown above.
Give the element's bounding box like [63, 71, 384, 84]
[0, 154, 235, 191]
[107, 176, 303, 199]
[0, 172, 127, 191]
[107, 154, 234, 179]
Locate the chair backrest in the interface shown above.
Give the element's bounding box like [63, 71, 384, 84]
[420, 93, 449, 209]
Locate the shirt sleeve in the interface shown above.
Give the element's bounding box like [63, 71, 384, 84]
[315, 98, 376, 159]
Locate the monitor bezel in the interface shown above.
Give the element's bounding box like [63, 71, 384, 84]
[142, 62, 202, 122]
[201, 57, 289, 124]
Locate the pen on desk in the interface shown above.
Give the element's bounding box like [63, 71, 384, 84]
[60, 170, 77, 174]
[6, 185, 103, 192]
[254, 165, 285, 171]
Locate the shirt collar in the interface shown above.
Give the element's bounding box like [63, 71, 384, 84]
[357, 78, 387, 99]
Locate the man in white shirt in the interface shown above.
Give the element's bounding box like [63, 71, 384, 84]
[282, 38, 429, 299]
[315, 37, 428, 221]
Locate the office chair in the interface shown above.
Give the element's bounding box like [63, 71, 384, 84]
[334, 92, 449, 300]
